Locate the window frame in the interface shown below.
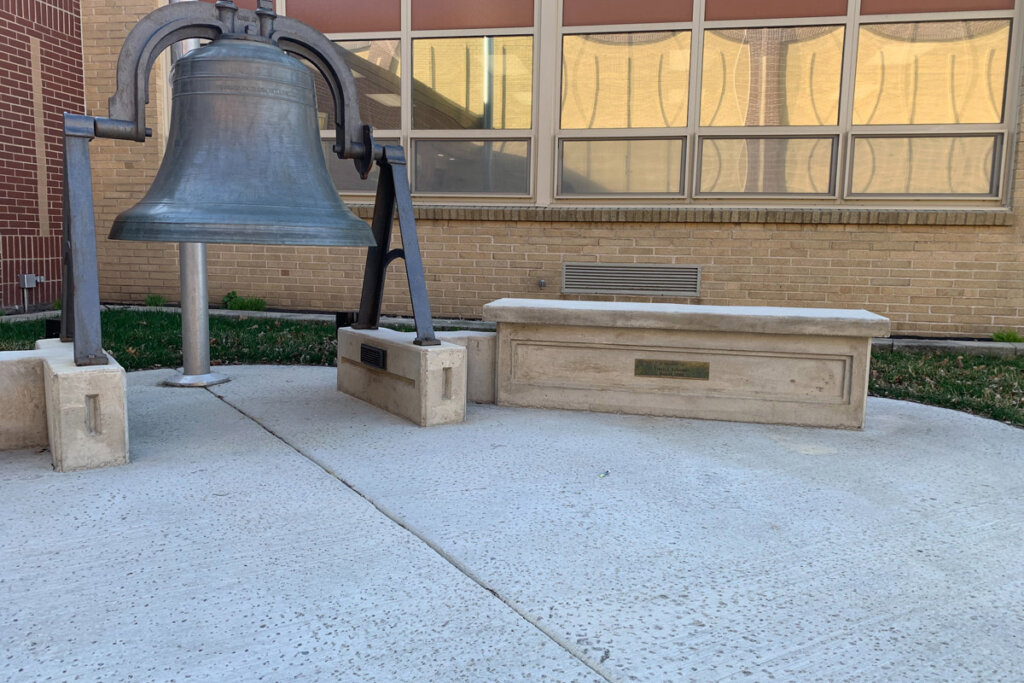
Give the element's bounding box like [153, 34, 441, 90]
[283, 1, 1022, 209]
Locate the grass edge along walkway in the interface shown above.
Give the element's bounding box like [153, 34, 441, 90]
[2, 310, 1023, 428]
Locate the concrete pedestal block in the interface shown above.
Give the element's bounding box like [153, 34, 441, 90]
[435, 331, 495, 404]
[483, 299, 890, 429]
[338, 328, 467, 426]
[43, 350, 129, 472]
[0, 351, 49, 451]
[0, 340, 128, 471]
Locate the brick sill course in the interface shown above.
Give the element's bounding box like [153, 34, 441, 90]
[349, 204, 1015, 227]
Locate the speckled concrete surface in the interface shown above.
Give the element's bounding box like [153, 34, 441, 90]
[3, 365, 1023, 682]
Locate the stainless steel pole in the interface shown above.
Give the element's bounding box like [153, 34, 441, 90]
[163, 12, 227, 387]
[165, 241, 227, 386]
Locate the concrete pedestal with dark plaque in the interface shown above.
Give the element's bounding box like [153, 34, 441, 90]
[482, 299, 890, 429]
[337, 327, 467, 426]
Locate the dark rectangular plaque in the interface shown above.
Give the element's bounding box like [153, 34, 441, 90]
[635, 358, 710, 380]
[360, 344, 387, 370]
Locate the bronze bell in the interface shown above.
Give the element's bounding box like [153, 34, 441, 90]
[109, 37, 375, 247]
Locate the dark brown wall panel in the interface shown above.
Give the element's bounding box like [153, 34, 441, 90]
[563, 0, 693, 26]
[411, 0, 533, 31]
[705, 0, 847, 21]
[861, 0, 1013, 13]
[286, 0, 400, 33]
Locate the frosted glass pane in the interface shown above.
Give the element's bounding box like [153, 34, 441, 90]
[702, 26, 845, 126]
[561, 139, 684, 194]
[850, 136, 999, 195]
[699, 137, 835, 194]
[854, 21, 1010, 125]
[561, 32, 690, 129]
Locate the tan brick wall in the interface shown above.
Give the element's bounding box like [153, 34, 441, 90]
[83, 0, 180, 305]
[403, 218, 1023, 337]
[81, 1, 1024, 338]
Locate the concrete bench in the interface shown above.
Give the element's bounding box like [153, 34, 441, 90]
[482, 299, 891, 429]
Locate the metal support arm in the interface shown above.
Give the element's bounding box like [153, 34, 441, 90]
[354, 145, 438, 346]
[60, 114, 107, 366]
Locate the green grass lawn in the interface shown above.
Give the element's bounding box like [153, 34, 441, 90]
[3, 310, 1023, 427]
[0, 310, 337, 368]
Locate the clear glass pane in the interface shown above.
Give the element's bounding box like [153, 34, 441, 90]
[322, 138, 397, 193]
[336, 40, 402, 131]
[414, 140, 530, 193]
[850, 136, 999, 195]
[561, 32, 691, 129]
[412, 36, 533, 130]
[699, 137, 836, 194]
[853, 21, 1010, 125]
[561, 139, 684, 194]
[308, 41, 401, 132]
[701, 26, 845, 126]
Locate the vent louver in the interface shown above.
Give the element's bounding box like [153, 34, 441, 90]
[561, 263, 701, 297]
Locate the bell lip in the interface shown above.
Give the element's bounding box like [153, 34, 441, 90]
[109, 219, 377, 247]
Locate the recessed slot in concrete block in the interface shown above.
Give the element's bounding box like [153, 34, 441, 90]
[442, 366, 453, 400]
[85, 394, 100, 435]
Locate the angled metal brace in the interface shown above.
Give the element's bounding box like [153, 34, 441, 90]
[355, 145, 438, 346]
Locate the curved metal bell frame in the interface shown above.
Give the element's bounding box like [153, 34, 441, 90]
[110, 38, 375, 247]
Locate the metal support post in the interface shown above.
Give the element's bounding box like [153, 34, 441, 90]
[163, 242, 228, 386]
[354, 145, 438, 346]
[163, 22, 226, 387]
[60, 114, 108, 366]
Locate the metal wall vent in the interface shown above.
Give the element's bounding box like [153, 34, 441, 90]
[561, 263, 701, 297]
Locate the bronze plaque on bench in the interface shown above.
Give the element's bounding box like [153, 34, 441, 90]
[635, 359, 710, 380]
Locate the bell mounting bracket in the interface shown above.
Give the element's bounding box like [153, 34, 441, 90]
[60, 0, 436, 367]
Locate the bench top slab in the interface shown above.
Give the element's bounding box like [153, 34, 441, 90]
[482, 299, 891, 337]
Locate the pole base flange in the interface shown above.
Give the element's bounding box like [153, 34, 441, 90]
[162, 371, 230, 388]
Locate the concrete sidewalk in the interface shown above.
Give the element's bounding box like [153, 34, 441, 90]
[2, 366, 1022, 681]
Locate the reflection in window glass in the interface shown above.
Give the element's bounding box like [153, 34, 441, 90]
[701, 26, 844, 126]
[412, 36, 533, 130]
[699, 137, 835, 194]
[850, 136, 999, 195]
[561, 32, 690, 129]
[561, 139, 683, 194]
[414, 140, 530, 193]
[336, 40, 402, 130]
[854, 21, 1010, 125]
[322, 139, 394, 193]
[309, 41, 401, 131]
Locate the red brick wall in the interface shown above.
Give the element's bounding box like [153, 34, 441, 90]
[0, 0, 84, 311]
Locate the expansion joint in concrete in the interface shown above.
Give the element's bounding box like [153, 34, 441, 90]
[205, 388, 619, 683]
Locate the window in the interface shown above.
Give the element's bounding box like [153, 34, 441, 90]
[412, 36, 533, 130]
[700, 27, 844, 127]
[850, 20, 1011, 198]
[853, 21, 1010, 125]
[293, 1, 1019, 206]
[558, 31, 691, 197]
[696, 26, 844, 196]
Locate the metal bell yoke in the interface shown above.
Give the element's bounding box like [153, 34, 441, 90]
[60, 0, 438, 366]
